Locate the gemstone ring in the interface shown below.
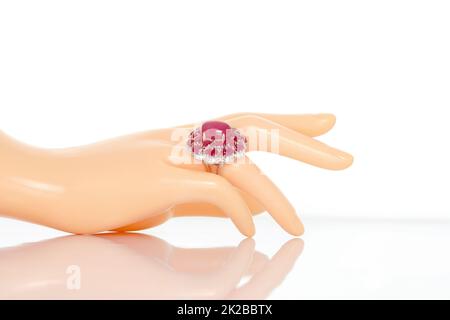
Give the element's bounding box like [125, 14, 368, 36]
[187, 120, 247, 166]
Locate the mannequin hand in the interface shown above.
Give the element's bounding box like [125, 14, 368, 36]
[116, 113, 353, 236]
[0, 113, 352, 236]
[0, 233, 303, 299]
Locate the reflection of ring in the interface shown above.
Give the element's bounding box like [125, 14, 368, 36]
[187, 121, 247, 165]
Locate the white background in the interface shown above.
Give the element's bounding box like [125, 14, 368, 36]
[0, 1, 449, 299]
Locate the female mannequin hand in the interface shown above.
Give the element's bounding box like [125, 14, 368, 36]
[0, 113, 352, 236]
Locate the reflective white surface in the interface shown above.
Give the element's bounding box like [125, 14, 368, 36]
[1, 215, 449, 299]
[286, 217, 450, 299]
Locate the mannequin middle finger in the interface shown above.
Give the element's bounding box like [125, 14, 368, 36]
[173, 114, 351, 171]
[227, 115, 353, 170]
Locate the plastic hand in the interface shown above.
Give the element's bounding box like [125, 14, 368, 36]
[0, 113, 352, 236]
[0, 234, 303, 299]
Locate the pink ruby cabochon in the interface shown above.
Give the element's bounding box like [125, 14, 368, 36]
[201, 121, 231, 134]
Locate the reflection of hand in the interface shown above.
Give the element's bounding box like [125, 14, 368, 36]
[0, 233, 303, 299]
[0, 113, 352, 236]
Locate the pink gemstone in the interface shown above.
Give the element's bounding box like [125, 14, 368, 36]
[201, 121, 231, 151]
[201, 121, 231, 135]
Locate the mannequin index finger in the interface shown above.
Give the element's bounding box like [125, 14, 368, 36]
[176, 113, 336, 137]
[217, 113, 336, 137]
